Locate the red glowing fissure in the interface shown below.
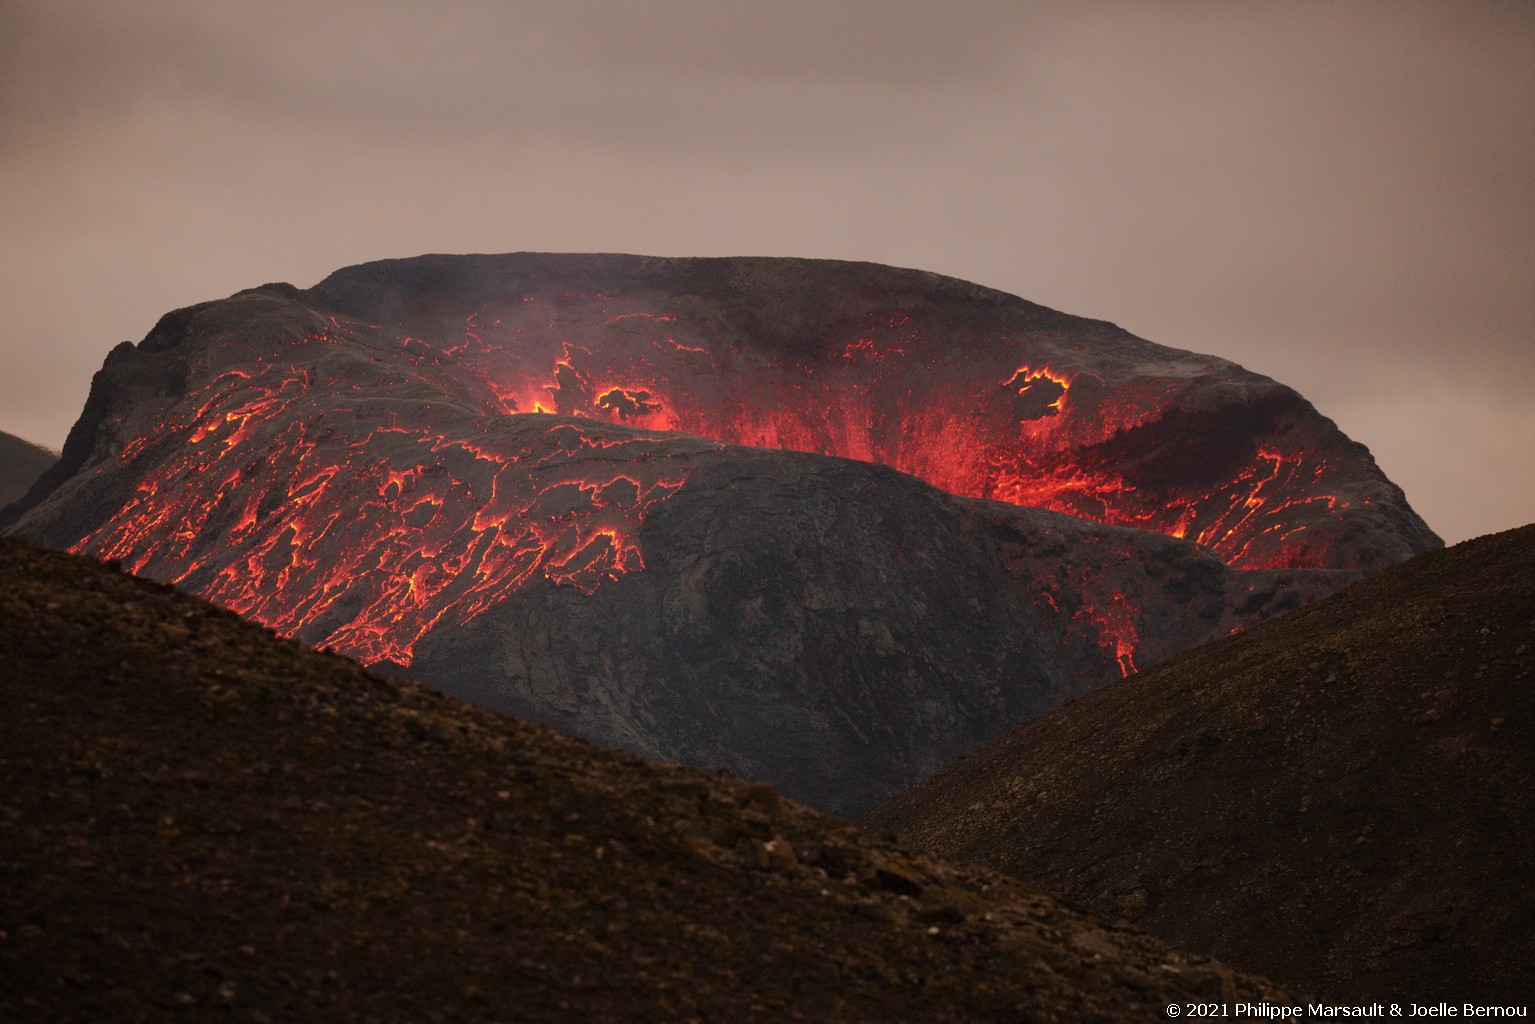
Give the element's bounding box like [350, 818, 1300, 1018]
[427, 312, 1350, 676]
[86, 326, 701, 666]
[77, 303, 1359, 676]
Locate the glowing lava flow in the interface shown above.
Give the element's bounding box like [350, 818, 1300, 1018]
[66, 282, 1401, 679]
[417, 304, 1379, 675]
[79, 328, 706, 666]
[447, 309, 1360, 574]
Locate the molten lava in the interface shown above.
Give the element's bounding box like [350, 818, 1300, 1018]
[417, 303, 1369, 586]
[49, 258, 1430, 680]
[82, 321, 707, 666]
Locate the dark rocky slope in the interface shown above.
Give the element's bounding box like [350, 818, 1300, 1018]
[863, 525, 1535, 1003]
[0, 279, 1355, 815]
[0, 430, 56, 509]
[0, 536, 1296, 1023]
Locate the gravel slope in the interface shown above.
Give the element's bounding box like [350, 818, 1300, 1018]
[0, 537, 1293, 1022]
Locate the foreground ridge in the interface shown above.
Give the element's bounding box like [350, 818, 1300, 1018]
[864, 524, 1535, 1003]
[0, 537, 1292, 1022]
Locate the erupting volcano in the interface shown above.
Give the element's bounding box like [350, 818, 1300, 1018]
[286, 255, 1432, 574]
[3, 254, 1438, 812]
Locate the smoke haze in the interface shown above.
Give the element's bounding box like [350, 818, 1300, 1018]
[1, 0, 1530, 542]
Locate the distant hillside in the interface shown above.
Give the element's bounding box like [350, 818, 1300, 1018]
[0, 536, 1293, 1023]
[0, 430, 56, 509]
[864, 525, 1535, 1004]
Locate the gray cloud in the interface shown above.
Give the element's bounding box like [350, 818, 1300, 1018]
[1, 0, 1529, 544]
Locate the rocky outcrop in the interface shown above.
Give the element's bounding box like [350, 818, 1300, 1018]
[11, 254, 1454, 815]
[863, 525, 1535, 1002]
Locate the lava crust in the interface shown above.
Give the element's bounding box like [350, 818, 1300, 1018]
[297, 255, 1438, 571]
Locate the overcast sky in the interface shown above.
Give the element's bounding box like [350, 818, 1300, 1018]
[2, 0, 1530, 544]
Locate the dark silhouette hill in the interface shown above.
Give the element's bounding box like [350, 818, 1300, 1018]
[863, 525, 1535, 1004]
[1, 254, 1427, 814]
[0, 430, 56, 509]
[0, 536, 1295, 1023]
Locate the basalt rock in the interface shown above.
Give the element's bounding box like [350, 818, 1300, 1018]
[4, 254, 1430, 813]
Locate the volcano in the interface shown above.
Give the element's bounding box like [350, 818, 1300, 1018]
[3, 254, 1439, 813]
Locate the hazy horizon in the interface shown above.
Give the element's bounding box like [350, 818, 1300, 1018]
[2, 1, 1530, 544]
